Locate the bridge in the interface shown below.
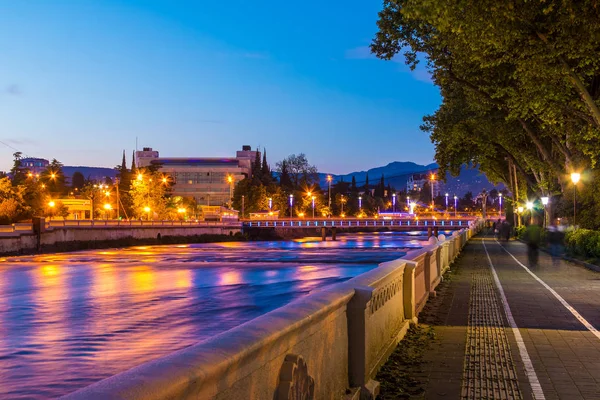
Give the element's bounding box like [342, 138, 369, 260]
[242, 217, 475, 229]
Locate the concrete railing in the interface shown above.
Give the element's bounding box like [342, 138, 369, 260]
[63, 220, 484, 400]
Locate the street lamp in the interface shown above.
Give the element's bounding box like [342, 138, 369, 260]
[541, 196, 549, 228]
[341, 194, 345, 216]
[226, 175, 234, 209]
[392, 193, 396, 213]
[359, 196, 362, 211]
[311, 196, 315, 218]
[453, 195, 458, 217]
[268, 197, 273, 211]
[445, 193, 449, 212]
[103, 203, 112, 220]
[327, 175, 332, 217]
[289, 194, 294, 218]
[526, 201, 534, 225]
[406, 196, 410, 208]
[499, 193, 503, 217]
[571, 172, 581, 226]
[48, 200, 55, 220]
[429, 173, 435, 210]
[144, 206, 151, 221]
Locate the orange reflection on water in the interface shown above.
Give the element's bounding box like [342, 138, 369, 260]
[220, 270, 242, 286]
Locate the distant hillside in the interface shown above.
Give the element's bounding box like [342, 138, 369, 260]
[62, 166, 117, 183]
[321, 162, 503, 196]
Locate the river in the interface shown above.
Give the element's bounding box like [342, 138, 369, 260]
[0, 232, 428, 398]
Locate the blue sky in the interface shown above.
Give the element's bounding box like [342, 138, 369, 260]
[0, 0, 440, 174]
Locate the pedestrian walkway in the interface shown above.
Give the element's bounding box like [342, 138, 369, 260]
[414, 235, 600, 400]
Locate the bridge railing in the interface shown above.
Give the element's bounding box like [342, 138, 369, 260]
[64, 219, 484, 400]
[44, 220, 241, 229]
[243, 218, 473, 228]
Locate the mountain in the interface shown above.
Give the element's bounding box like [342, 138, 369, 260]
[62, 166, 117, 183]
[321, 162, 503, 196]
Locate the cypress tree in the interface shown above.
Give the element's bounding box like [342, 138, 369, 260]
[261, 148, 270, 178]
[351, 176, 357, 192]
[252, 148, 262, 183]
[130, 150, 137, 176]
[364, 174, 369, 193]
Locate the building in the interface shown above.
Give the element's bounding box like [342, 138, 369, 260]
[406, 171, 444, 197]
[136, 145, 260, 207]
[19, 157, 49, 175]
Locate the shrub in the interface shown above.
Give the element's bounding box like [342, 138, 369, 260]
[564, 228, 600, 259]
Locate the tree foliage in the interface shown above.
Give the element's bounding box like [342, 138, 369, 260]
[372, 0, 600, 227]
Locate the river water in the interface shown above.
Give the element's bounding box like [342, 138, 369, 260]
[0, 232, 428, 399]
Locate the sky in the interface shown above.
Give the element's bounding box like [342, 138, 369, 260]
[0, 0, 441, 175]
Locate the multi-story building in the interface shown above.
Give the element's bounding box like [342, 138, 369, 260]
[136, 146, 259, 206]
[406, 171, 444, 197]
[19, 157, 49, 175]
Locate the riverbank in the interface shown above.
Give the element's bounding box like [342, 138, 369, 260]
[0, 232, 245, 257]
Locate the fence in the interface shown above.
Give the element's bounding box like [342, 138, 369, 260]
[63, 220, 483, 400]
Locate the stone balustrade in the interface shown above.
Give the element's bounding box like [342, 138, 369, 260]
[62, 221, 483, 400]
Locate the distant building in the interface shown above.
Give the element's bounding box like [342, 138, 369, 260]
[136, 145, 260, 206]
[19, 157, 49, 175]
[407, 171, 444, 197]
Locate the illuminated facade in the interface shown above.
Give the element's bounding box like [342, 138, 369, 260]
[19, 157, 49, 175]
[136, 146, 259, 206]
[406, 172, 444, 196]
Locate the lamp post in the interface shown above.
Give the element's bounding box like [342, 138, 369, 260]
[144, 206, 151, 221]
[48, 200, 55, 221]
[571, 172, 581, 226]
[430, 173, 435, 210]
[445, 193, 449, 212]
[227, 175, 234, 209]
[327, 175, 332, 217]
[358, 196, 362, 211]
[406, 196, 410, 209]
[242, 195, 245, 219]
[311, 196, 315, 218]
[499, 193, 503, 217]
[392, 193, 396, 213]
[541, 196, 549, 228]
[268, 197, 272, 211]
[454, 195, 458, 218]
[526, 201, 534, 225]
[289, 194, 294, 219]
[103, 203, 112, 220]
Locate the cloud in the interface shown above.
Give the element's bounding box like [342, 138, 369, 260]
[344, 46, 375, 60]
[2, 138, 37, 146]
[345, 45, 433, 84]
[4, 84, 21, 95]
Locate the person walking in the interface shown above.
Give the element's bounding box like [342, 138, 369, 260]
[523, 220, 542, 267]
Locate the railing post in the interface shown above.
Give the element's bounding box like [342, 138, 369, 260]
[403, 261, 417, 322]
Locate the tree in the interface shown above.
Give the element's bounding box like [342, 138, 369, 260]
[371, 0, 600, 227]
[129, 169, 171, 220]
[130, 150, 137, 177]
[278, 160, 293, 189]
[41, 159, 67, 197]
[275, 154, 318, 188]
[261, 148, 271, 182]
[71, 171, 85, 190]
[364, 174, 370, 193]
[351, 176, 357, 193]
[0, 177, 29, 224]
[10, 152, 27, 186]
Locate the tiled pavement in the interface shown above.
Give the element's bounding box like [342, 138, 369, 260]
[418, 235, 600, 400]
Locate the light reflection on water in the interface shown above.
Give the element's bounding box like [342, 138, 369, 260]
[0, 232, 432, 399]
